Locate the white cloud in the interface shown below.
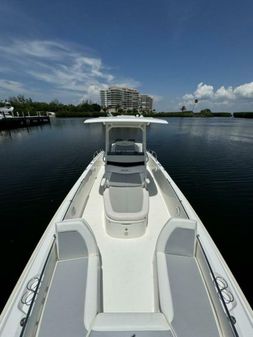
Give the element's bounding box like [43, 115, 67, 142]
[181, 81, 253, 111]
[215, 86, 235, 100]
[0, 79, 26, 92]
[0, 40, 69, 60]
[0, 39, 140, 103]
[194, 82, 214, 99]
[182, 93, 194, 101]
[234, 82, 253, 98]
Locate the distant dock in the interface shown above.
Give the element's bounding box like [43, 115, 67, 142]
[0, 116, 50, 130]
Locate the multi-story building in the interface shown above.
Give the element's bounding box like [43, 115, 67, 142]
[140, 95, 153, 112]
[100, 87, 153, 112]
[100, 90, 108, 109]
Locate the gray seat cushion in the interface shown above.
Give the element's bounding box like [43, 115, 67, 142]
[90, 331, 173, 337]
[166, 254, 220, 337]
[115, 143, 136, 152]
[165, 227, 196, 257]
[109, 172, 143, 187]
[37, 258, 88, 337]
[104, 186, 149, 222]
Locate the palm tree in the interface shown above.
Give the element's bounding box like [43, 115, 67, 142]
[180, 105, 186, 113]
[102, 106, 107, 114]
[192, 99, 198, 113]
[115, 104, 121, 114]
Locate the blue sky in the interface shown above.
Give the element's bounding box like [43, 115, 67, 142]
[1, 0, 253, 111]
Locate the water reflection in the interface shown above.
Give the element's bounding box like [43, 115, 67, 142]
[169, 117, 253, 144]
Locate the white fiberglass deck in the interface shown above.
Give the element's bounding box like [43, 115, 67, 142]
[83, 165, 170, 312]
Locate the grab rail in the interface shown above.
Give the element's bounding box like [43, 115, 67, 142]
[147, 149, 157, 159]
[92, 149, 103, 160]
[19, 237, 56, 337]
[196, 235, 239, 337]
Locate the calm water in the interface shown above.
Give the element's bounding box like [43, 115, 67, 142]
[0, 117, 253, 310]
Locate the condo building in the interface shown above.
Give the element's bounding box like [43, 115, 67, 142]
[100, 87, 153, 112]
[140, 95, 153, 112]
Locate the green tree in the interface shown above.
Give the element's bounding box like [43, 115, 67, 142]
[180, 105, 186, 113]
[200, 108, 212, 114]
[5, 95, 101, 117]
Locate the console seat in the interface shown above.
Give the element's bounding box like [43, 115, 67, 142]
[103, 169, 149, 237]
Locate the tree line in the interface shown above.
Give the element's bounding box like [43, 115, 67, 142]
[1, 96, 102, 117]
[1, 96, 251, 118]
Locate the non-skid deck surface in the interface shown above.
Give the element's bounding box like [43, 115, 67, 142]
[83, 167, 170, 312]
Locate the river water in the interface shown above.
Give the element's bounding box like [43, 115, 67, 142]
[0, 117, 252, 310]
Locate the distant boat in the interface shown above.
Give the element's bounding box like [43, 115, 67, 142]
[0, 102, 14, 119]
[47, 111, 56, 117]
[0, 115, 252, 337]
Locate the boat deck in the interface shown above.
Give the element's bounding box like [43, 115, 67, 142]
[35, 162, 228, 337]
[15, 157, 238, 337]
[83, 165, 170, 312]
[1, 117, 249, 337]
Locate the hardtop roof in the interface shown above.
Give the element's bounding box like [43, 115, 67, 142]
[84, 115, 168, 126]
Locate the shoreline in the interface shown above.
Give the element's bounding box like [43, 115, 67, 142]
[55, 112, 253, 118]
